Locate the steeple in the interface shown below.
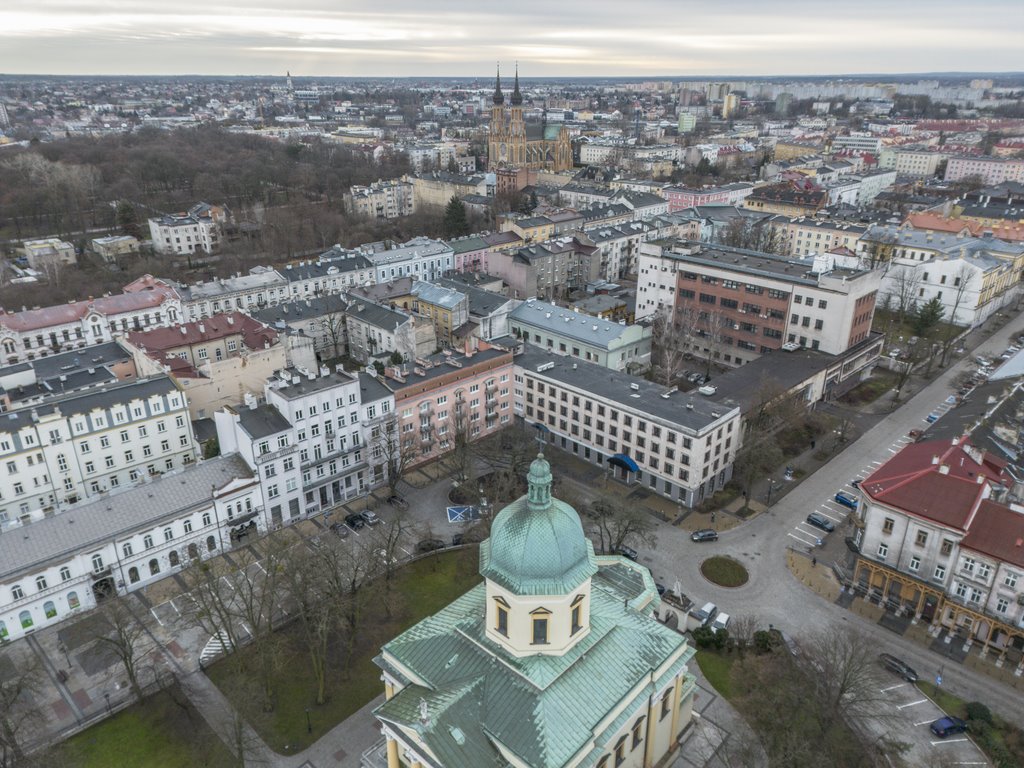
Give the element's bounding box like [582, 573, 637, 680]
[492, 64, 504, 105]
[510, 63, 523, 106]
[526, 452, 552, 513]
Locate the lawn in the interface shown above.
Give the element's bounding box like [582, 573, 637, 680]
[695, 650, 736, 700]
[59, 687, 235, 768]
[700, 556, 749, 587]
[838, 372, 897, 405]
[207, 548, 482, 753]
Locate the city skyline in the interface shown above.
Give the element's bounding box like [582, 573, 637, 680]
[2, 0, 1023, 78]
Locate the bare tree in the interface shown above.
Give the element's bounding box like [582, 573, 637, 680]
[586, 499, 657, 554]
[940, 264, 974, 365]
[888, 266, 922, 324]
[284, 540, 339, 707]
[650, 306, 688, 387]
[320, 311, 347, 361]
[374, 415, 408, 494]
[92, 597, 149, 702]
[182, 558, 243, 661]
[696, 307, 728, 379]
[0, 650, 46, 768]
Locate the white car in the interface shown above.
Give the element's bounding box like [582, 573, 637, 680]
[711, 613, 731, 633]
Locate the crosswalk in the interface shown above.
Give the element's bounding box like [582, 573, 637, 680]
[785, 395, 957, 549]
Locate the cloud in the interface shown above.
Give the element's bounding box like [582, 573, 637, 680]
[0, 1, 1021, 75]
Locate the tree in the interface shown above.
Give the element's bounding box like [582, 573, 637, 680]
[939, 265, 973, 365]
[695, 308, 728, 378]
[887, 266, 922, 323]
[586, 499, 657, 554]
[320, 311, 347, 361]
[375, 415, 408, 493]
[650, 306, 688, 387]
[92, 597, 150, 702]
[913, 296, 945, 337]
[442, 196, 469, 238]
[115, 201, 143, 239]
[0, 650, 46, 767]
[284, 540, 339, 707]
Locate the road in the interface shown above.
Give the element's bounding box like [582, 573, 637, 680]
[637, 315, 1024, 735]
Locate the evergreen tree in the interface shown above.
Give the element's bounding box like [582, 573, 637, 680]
[443, 196, 469, 238]
[913, 297, 945, 337]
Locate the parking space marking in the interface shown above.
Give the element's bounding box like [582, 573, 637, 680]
[815, 510, 843, 523]
[930, 738, 969, 746]
[880, 684, 905, 692]
[788, 531, 817, 546]
[897, 699, 927, 710]
[913, 719, 933, 726]
[150, 607, 164, 626]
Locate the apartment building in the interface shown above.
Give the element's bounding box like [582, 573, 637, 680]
[584, 221, 651, 280]
[148, 202, 228, 256]
[382, 343, 514, 468]
[366, 237, 454, 284]
[853, 438, 1024, 663]
[0, 374, 198, 524]
[344, 299, 426, 364]
[280, 249, 376, 297]
[0, 342, 136, 413]
[509, 299, 652, 372]
[0, 454, 262, 643]
[945, 156, 1024, 186]
[251, 295, 350, 360]
[878, 147, 948, 178]
[514, 346, 741, 507]
[831, 134, 883, 155]
[636, 240, 880, 366]
[216, 365, 393, 520]
[766, 216, 868, 257]
[663, 184, 753, 212]
[743, 183, 828, 217]
[489, 237, 601, 301]
[410, 281, 469, 347]
[435, 278, 516, 342]
[347, 179, 415, 219]
[178, 268, 290, 321]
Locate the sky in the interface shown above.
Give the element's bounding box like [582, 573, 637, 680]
[1, 0, 1022, 78]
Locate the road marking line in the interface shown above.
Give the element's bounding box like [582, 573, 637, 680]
[888, 448, 899, 453]
[897, 699, 927, 709]
[930, 738, 969, 745]
[817, 509, 843, 521]
[168, 599, 182, 616]
[150, 607, 164, 626]
[788, 532, 817, 546]
[880, 684, 905, 692]
[913, 720, 933, 726]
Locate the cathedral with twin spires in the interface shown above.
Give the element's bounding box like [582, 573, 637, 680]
[487, 66, 573, 173]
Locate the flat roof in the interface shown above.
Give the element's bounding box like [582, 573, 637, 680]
[509, 300, 641, 349]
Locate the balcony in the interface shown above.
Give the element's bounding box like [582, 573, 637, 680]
[254, 443, 298, 465]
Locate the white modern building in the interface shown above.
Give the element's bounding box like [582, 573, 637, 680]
[148, 203, 228, 256]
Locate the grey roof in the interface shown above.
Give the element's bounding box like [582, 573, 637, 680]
[344, 298, 411, 332]
[571, 294, 626, 315]
[250, 295, 348, 327]
[706, 345, 845, 412]
[0, 454, 253, 580]
[280, 250, 374, 282]
[517, 345, 737, 433]
[510, 300, 637, 349]
[384, 347, 512, 390]
[366, 237, 453, 267]
[926, 380, 1024, 474]
[862, 225, 1024, 259]
[15, 341, 130, 380]
[445, 235, 489, 255]
[436, 279, 512, 317]
[268, 367, 357, 401]
[191, 417, 218, 443]
[187, 270, 286, 300]
[358, 372, 393, 404]
[411, 281, 466, 310]
[238, 403, 292, 439]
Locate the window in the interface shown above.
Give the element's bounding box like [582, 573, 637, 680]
[915, 530, 928, 547]
[962, 557, 975, 574]
[495, 599, 509, 637]
[996, 597, 1010, 614]
[163, 527, 174, 542]
[122, 542, 133, 558]
[941, 539, 954, 556]
[877, 543, 888, 560]
[571, 595, 584, 635]
[909, 556, 921, 572]
[91, 554, 104, 572]
[632, 717, 645, 750]
[531, 613, 549, 645]
[614, 735, 627, 767]
[882, 517, 894, 534]
[35, 575, 47, 591]
[59, 566, 71, 582]
[1005, 573, 1019, 589]
[934, 564, 947, 581]
[183, 520, 193, 534]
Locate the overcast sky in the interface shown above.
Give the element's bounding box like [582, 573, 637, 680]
[1, 1, 1021, 78]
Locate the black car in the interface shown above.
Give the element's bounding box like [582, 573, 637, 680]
[691, 529, 719, 543]
[329, 521, 350, 538]
[806, 512, 835, 532]
[930, 716, 968, 738]
[416, 538, 446, 554]
[344, 513, 366, 530]
[614, 545, 639, 561]
[878, 653, 918, 682]
[387, 494, 409, 511]
[655, 583, 668, 596]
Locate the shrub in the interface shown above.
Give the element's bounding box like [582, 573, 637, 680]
[753, 630, 775, 653]
[966, 701, 993, 724]
[712, 628, 729, 650]
[692, 626, 715, 648]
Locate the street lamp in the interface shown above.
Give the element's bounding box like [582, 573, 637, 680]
[58, 641, 71, 668]
[766, 479, 777, 506]
[305, 707, 312, 734]
[104, 692, 111, 715]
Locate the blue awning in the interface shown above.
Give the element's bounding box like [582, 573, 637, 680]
[532, 422, 550, 432]
[608, 453, 639, 473]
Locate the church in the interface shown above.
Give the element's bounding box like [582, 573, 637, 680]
[371, 452, 696, 768]
[487, 67, 573, 173]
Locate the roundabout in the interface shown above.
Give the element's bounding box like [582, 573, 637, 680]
[699, 556, 750, 588]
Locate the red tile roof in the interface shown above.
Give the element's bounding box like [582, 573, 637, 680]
[0, 283, 178, 332]
[960, 501, 1024, 569]
[861, 438, 1008, 531]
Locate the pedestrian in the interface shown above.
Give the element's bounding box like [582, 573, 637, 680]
[812, 556, 817, 567]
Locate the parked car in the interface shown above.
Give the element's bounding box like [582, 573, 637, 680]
[878, 653, 918, 682]
[344, 513, 366, 530]
[908, 428, 924, 441]
[693, 602, 718, 627]
[975, 355, 991, 366]
[806, 512, 836, 532]
[710, 612, 731, 633]
[361, 509, 382, 526]
[655, 583, 667, 597]
[925, 412, 940, 423]
[415, 538, 445, 554]
[691, 529, 719, 543]
[329, 521, 350, 538]
[614, 545, 639, 561]
[834, 492, 858, 510]
[387, 494, 409, 511]
[451, 533, 464, 546]
[851, 478, 863, 488]
[929, 716, 968, 738]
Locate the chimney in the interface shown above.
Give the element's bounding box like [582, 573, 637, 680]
[938, 464, 949, 475]
[319, 365, 329, 377]
[931, 455, 940, 465]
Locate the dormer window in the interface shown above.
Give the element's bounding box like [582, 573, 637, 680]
[531, 607, 550, 645]
[493, 596, 509, 637]
[571, 594, 584, 635]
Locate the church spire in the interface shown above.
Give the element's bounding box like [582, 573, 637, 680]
[511, 62, 523, 106]
[492, 64, 504, 105]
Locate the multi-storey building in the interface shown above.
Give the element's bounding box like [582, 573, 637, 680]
[766, 216, 868, 258]
[383, 343, 514, 468]
[435, 278, 516, 342]
[148, 202, 228, 256]
[583, 221, 651, 280]
[0, 342, 136, 413]
[489, 237, 601, 301]
[178, 268, 290, 321]
[280, 249, 376, 297]
[0, 375, 198, 525]
[216, 365, 393, 520]
[636, 240, 881, 366]
[251, 295, 350, 360]
[877, 146, 948, 178]
[0, 454, 262, 643]
[347, 179, 415, 219]
[853, 438, 1024, 664]
[514, 346, 742, 506]
[410, 281, 469, 347]
[0, 276, 182, 365]
[945, 156, 1024, 186]
[743, 182, 828, 217]
[366, 237, 454, 284]
[344, 299, 428, 364]
[509, 299, 652, 372]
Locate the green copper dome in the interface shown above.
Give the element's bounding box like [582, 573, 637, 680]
[480, 453, 598, 596]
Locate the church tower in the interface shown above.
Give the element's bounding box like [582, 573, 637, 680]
[489, 65, 509, 169]
[508, 64, 526, 166]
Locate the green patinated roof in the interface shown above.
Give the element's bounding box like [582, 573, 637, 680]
[479, 454, 598, 596]
[375, 558, 693, 768]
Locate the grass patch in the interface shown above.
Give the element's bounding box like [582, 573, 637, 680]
[700, 556, 749, 587]
[917, 680, 966, 717]
[695, 650, 736, 700]
[697, 482, 741, 512]
[207, 549, 481, 753]
[60, 686, 235, 768]
[918, 681, 1024, 767]
[839, 372, 897, 405]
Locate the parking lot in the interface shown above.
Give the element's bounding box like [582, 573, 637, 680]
[869, 677, 988, 766]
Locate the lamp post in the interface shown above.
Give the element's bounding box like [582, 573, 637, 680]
[58, 641, 71, 668]
[766, 479, 777, 507]
[305, 707, 312, 734]
[104, 692, 111, 715]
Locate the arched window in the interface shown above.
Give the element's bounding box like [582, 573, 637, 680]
[148, 559, 160, 576]
[122, 542, 133, 558]
[43, 601, 57, 619]
[206, 535, 216, 552]
[67, 591, 80, 609]
[11, 584, 23, 601]
[59, 566, 71, 582]
[19, 611, 33, 629]
[128, 567, 140, 584]
[35, 576, 47, 591]
[163, 527, 174, 542]
[143, 534, 154, 549]
[187, 544, 199, 561]
[168, 550, 180, 567]
[91, 554, 104, 572]
[201, 512, 211, 527]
